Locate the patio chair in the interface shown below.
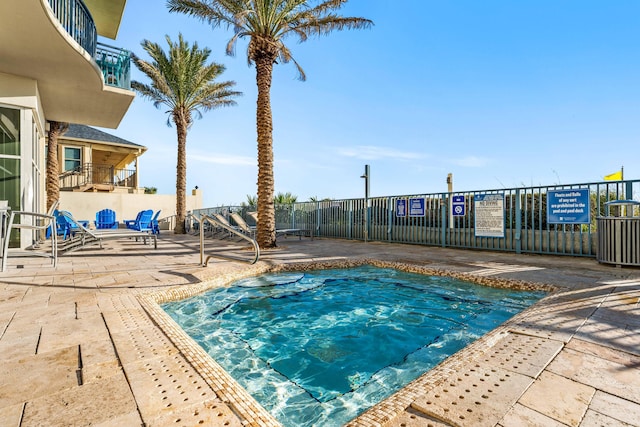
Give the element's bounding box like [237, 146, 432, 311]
[241, 211, 309, 240]
[247, 211, 259, 225]
[57, 210, 157, 254]
[95, 208, 119, 229]
[52, 210, 78, 240]
[151, 210, 161, 234]
[212, 213, 243, 236]
[230, 212, 256, 237]
[1, 201, 58, 272]
[124, 209, 153, 232]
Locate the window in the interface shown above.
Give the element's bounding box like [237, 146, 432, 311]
[64, 147, 81, 171]
[0, 106, 20, 156]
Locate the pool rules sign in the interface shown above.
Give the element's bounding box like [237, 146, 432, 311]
[474, 193, 505, 238]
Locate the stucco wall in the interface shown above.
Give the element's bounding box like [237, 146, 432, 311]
[59, 189, 202, 223]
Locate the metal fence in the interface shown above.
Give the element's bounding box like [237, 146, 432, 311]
[194, 180, 639, 258]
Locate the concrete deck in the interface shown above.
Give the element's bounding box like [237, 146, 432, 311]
[0, 233, 638, 427]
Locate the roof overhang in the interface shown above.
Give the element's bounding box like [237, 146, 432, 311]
[83, 0, 128, 39]
[0, 0, 134, 128]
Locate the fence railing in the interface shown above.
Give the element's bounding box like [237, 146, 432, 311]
[59, 163, 137, 190]
[194, 180, 639, 258]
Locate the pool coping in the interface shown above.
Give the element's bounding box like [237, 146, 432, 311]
[137, 258, 559, 427]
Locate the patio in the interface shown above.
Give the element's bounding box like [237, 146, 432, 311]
[0, 233, 638, 426]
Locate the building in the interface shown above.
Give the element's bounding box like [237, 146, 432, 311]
[59, 124, 146, 194]
[0, 0, 134, 247]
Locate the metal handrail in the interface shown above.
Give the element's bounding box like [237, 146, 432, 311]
[190, 214, 260, 265]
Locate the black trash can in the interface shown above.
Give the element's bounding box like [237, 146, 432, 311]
[596, 200, 640, 266]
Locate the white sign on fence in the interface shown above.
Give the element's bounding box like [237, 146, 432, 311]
[474, 193, 505, 238]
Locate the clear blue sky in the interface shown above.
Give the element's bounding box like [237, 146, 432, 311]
[100, 0, 640, 207]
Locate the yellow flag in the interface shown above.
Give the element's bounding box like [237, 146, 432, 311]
[604, 170, 623, 181]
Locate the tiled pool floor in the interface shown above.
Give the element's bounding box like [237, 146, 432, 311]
[1, 234, 638, 426]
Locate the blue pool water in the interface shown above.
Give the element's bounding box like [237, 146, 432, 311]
[162, 266, 545, 427]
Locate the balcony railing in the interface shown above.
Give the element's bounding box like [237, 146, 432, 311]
[47, 0, 131, 90]
[47, 0, 97, 56]
[59, 163, 137, 191]
[96, 43, 132, 90]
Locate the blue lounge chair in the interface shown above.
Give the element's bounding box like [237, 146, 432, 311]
[124, 209, 153, 232]
[95, 209, 119, 229]
[151, 210, 161, 234]
[57, 210, 157, 253]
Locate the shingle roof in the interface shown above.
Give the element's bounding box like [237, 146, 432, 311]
[65, 124, 145, 149]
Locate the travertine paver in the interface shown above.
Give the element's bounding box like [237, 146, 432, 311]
[480, 332, 564, 378]
[547, 347, 640, 403]
[20, 367, 140, 426]
[519, 371, 595, 427]
[0, 403, 24, 427]
[390, 407, 451, 426]
[0, 321, 41, 361]
[580, 410, 633, 427]
[589, 390, 640, 426]
[2, 235, 640, 426]
[498, 402, 568, 427]
[411, 364, 534, 426]
[0, 345, 78, 408]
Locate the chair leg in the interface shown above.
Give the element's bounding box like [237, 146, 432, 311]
[1, 213, 15, 272]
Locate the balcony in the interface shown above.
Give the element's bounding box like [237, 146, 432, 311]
[60, 163, 138, 192]
[96, 43, 131, 90]
[0, 0, 134, 127]
[47, 1, 131, 90]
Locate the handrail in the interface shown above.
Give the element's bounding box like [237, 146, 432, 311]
[190, 214, 260, 265]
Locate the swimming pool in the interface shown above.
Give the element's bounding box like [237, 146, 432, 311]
[163, 265, 545, 426]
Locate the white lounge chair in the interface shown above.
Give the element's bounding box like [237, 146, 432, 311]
[235, 211, 310, 240]
[1, 201, 58, 272]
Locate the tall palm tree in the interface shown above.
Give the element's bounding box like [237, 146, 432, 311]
[131, 34, 241, 234]
[46, 121, 68, 211]
[167, 0, 372, 248]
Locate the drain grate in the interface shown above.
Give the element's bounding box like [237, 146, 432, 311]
[147, 398, 243, 427]
[508, 311, 586, 343]
[480, 332, 563, 378]
[109, 321, 178, 366]
[124, 352, 218, 422]
[411, 364, 533, 426]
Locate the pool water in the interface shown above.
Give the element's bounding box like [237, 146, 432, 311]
[163, 266, 545, 427]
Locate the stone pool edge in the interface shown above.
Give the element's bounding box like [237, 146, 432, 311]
[137, 258, 559, 427]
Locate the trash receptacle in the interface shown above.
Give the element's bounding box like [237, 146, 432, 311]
[597, 200, 640, 266]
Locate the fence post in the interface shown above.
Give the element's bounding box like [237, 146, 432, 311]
[515, 188, 522, 254]
[387, 197, 393, 242]
[440, 195, 447, 247]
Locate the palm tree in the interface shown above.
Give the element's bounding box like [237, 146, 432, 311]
[131, 34, 241, 233]
[46, 121, 68, 211]
[274, 191, 297, 205]
[242, 194, 257, 208]
[167, 0, 372, 248]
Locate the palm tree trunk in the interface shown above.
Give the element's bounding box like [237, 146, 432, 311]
[174, 110, 188, 234]
[255, 56, 277, 248]
[46, 121, 68, 211]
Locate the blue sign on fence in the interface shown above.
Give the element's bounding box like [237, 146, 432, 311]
[547, 189, 590, 224]
[409, 198, 425, 217]
[395, 199, 407, 217]
[452, 195, 465, 216]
